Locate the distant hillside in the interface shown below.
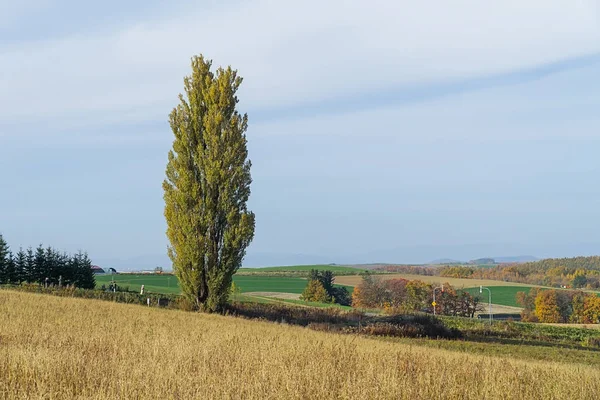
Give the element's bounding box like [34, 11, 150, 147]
[430, 259, 463, 265]
[431, 256, 539, 265]
[468, 258, 496, 265]
[493, 256, 539, 263]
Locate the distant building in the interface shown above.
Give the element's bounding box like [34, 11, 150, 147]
[91, 265, 106, 274]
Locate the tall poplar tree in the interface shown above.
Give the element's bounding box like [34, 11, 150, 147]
[163, 55, 255, 312]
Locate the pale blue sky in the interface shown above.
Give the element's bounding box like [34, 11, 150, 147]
[1, 1, 600, 268]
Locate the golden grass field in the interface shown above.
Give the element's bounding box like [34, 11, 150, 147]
[1, 290, 599, 399]
[335, 273, 534, 288]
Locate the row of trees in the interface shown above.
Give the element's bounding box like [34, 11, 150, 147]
[435, 257, 600, 290]
[0, 235, 95, 289]
[351, 273, 483, 317]
[517, 288, 600, 324]
[371, 265, 437, 275]
[300, 270, 351, 305]
[470, 264, 600, 289]
[440, 266, 476, 278]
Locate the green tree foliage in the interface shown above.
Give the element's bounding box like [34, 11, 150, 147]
[0, 236, 95, 289]
[305, 269, 351, 305]
[24, 247, 35, 283]
[572, 274, 587, 289]
[73, 251, 96, 289]
[300, 279, 331, 303]
[34, 245, 46, 283]
[163, 55, 255, 312]
[14, 248, 26, 284]
[5, 253, 17, 284]
[0, 234, 10, 284]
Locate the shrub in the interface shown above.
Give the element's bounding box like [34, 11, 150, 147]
[300, 279, 331, 303]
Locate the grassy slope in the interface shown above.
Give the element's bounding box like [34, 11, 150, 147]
[463, 286, 533, 308]
[96, 273, 353, 295]
[95, 274, 310, 294]
[95, 274, 353, 309]
[2, 290, 600, 399]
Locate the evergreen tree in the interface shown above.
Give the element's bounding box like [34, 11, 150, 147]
[58, 251, 71, 286]
[0, 234, 9, 284]
[69, 253, 81, 286]
[163, 55, 255, 312]
[5, 253, 17, 284]
[14, 248, 26, 284]
[300, 279, 331, 303]
[72, 251, 95, 289]
[307, 269, 350, 305]
[34, 245, 46, 284]
[45, 247, 57, 284]
[24, 247, 35, 283]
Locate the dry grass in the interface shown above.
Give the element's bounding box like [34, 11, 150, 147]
[243, 291, 301, 300]
[335, 273, 534, 289]
[1, 290, 599, 399]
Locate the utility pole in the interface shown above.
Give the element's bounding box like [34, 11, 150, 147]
[480, 286, 492, 324]
[433, 285, 444, 316]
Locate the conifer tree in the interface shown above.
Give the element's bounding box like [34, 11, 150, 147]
[5, 253, 16, 284]
[163, 55, 255, 311]
[0, 234, 9, 284]
[34, 245, 46, 283]
[24, 247, 35, 283]
[13, 248, 25, 284]
[77, 252, 96, 289]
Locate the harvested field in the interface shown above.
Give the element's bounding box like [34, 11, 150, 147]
[244, 291, 301, 300]
[2, 290, 600, 399]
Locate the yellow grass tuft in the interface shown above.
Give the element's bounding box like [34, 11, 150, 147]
[0, 290, 598, 399]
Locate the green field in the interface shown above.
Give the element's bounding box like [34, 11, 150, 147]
[95, 273, 352, 297]
[96, 274, 181, 294]
[96, 273, 526, 308]
[463, 286, 533, 308]
[233, 275, 308, 293]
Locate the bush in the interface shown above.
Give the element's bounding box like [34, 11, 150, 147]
[300, 279, 331, 303]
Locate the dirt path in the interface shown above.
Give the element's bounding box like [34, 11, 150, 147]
[480, 304, 523, 314]
[244, 292, 301, 300]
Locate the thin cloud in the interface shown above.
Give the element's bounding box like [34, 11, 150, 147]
[0, 0, 599, 127]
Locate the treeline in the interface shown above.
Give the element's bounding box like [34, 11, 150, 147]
[371, 265, 437, 276]
[351, 273, 483, 317]
[440, 266, 475, 278]
[0, 234, 95, 289]
[300, 270, 351, 305]
[436, 256, 600, 290]
[518, 288, 600, 324]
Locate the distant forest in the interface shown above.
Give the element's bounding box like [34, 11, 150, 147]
[442, 256, 600, 289]
[372, 256, 600, 290]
